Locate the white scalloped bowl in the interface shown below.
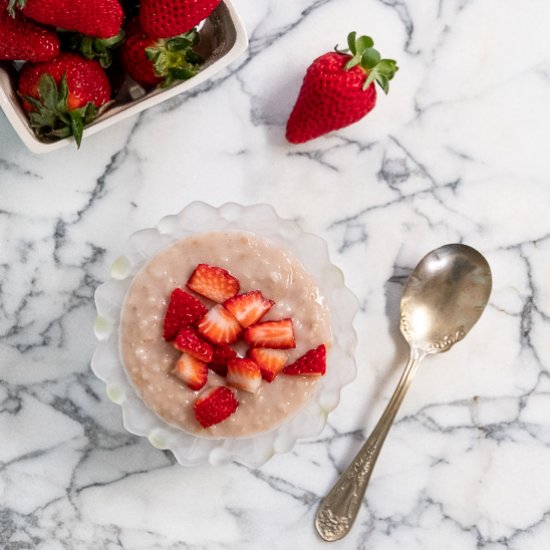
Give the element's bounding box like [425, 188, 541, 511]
[91, 202, 358, 468]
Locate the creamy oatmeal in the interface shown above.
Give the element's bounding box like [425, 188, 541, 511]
[120, 231, 331, 438]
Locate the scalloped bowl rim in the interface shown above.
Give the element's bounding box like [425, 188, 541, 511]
[91, 201, 359, 467]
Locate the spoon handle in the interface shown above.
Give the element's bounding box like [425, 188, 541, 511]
[315, 347, 425, 542]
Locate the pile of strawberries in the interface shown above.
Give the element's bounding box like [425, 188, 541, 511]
[162, 263, 327, 428]
[0, 0, 221, 146]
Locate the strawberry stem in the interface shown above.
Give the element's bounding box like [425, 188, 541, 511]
[7, 0, 26, 17]
[145, 29, 203, 88]
[339, 32, 398, 94]
[59, 29, 125, 68]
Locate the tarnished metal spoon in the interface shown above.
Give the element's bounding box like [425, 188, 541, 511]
[315, 244, 492, 542]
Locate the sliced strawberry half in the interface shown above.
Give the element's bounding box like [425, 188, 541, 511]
[193, 386, 239, 428]
[186, 264, 240, 303]
[209, 344, 237, 377]
[173, 353, 208, 390]
[226, 358, 262, 394]
[283, 344, 326, 376]
[224, 290, 275, 328]
[197, 304, 242, 345]
[243, 318, 296, 349]
[247, 348, 288, 383]
[173, 328, 213, 363]
[163, 288, 207, 341]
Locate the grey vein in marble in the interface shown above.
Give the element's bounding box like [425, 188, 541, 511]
[1, 0, 550, 548]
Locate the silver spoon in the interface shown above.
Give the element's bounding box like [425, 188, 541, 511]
[315, 244, 492, 542]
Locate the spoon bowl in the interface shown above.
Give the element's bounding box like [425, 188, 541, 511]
[400, 244, 492, 353]
[315, 244, 492, 542]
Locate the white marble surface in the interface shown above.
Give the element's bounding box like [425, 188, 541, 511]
[1, 0, 550, 548]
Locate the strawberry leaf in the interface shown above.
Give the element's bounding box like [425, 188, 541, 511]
[145, 47, 160, 62]
[347, 31, 357, 54]
[362, 58, 398, 93]
[147, 29, 203, 88]
[57, 112, 71, 125]
[377, 59, 398, 75]
[38, 74, 58, 112]
[51, 126, 72, 138]
[29, 110, 54, 129]
[340, 33, 399, 93]
[20, 95, 43, 112]
[69, 110, 84, 147]
[166, 36, 194, 51]
[57, 76, 69, 112]
[363, 70, 377, 91]
[59, 29, 125, 68]
[170, 67, 197, 80]
[7, 0, 26, 17]
[361, 48, 381, 69]
[377, 74, 389, 94]
[355, 35, 374, 52]
[345, 56, 360, 70]
[186, 50, 203, 65]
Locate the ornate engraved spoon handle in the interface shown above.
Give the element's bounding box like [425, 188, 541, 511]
[315, 347, 425, 542]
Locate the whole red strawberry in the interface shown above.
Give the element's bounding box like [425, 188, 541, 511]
[0, 5, 59, 61]
[18, 52, 111, 146]
[120, 18, 202, 87]
[7, 0, 124, 38]
[140, 0, 221, 39]
[286, 33, 398, 143]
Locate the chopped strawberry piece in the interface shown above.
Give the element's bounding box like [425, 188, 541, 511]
[227, 358, 262, 394]
[173, 328, 213, 363]
[173, 353, 208, 390]
[163, 288, 207, 341]
[187, 264, 240, 303]
[224, 290, 275, 328]
[243, 318, 296, 349]
[193, 386, 239, 428]
[197, 304, 242, 345]
[283, 344, 326, 376]
[209, 345, 237, 377]
[247, 348, 288, 383]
